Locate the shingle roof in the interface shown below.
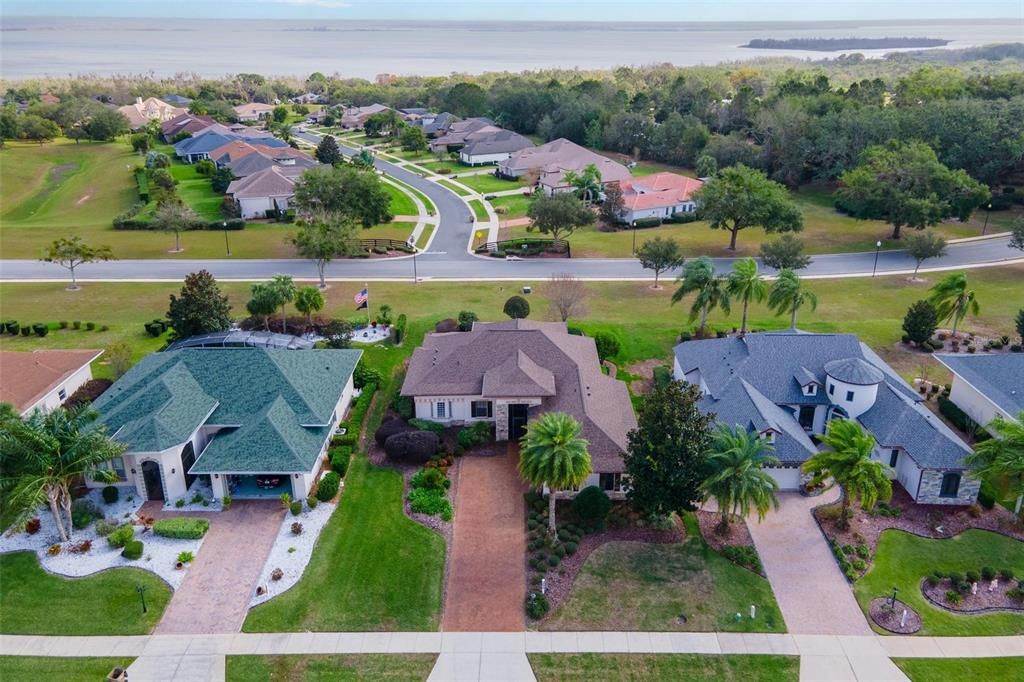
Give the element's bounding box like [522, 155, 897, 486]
[934, 354, 1024, 418]
[499, 138, 631, 188]
[174, 127, 286, 157]
[160, 113, 215, 139]
[233, 102, 275, 118]
[0, 350, 103, 414]
[824, 357, 885, 385]
[226, 164, 306, 198]
[92, 348, 361, 472]
[461, 130, 535, 157]
[401, 320, 636, 471]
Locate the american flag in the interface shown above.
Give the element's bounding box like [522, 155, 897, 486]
[354, 287, 368, 309]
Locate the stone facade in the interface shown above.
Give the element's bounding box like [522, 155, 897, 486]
[494, 402, 509, 441]
[916, 469, 980, 506]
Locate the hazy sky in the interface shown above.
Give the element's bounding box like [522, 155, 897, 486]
[3, 0, 1021, 21]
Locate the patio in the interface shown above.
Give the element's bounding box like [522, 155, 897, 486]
[229, 475, 293, 499]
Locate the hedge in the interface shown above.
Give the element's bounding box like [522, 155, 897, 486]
[330, 445, 351, 476]
[121, 540, 144, 560]
[393, 313, 407, 345]
[937, 395, 975, 433]
[114, 217, 246, 231]
[317, 471, 341, 501]
[152, 517, 209, 539]
[134, 168, 150, 202]
[342, 382, 376, 434]
[632, 217, 663, 228]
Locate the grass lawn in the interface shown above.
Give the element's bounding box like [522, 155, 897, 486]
[383, 183, 418, 216]
[416, 223, 435, 249]
[387, 148, 435, 162]
[543, 516, 784, 632]
[436, 179, 472, 196]
[892, 657, 1024, 682]
[528, 654, 799, 682]
[492, 193, 534, 219]
[0, 551, 171, 634]
[418, 159, 475, 174]
[388, 177, 436, 216]
[359, 221, 417, 243]
[168, 162, 222, 221]
[227, 654, 438, 681]
[0, 656, 134, 681]
[453, 173, 522, 194]
[854, 529, 1024, 636]
[467, 199, 490, 222]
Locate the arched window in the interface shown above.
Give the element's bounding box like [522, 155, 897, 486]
[939, 472, 961, 498]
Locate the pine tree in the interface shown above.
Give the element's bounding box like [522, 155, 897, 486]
[315, 134, 342, 166]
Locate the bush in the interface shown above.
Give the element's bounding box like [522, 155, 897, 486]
[408, 418, 445, 435]
[289, 500, 303, 516]
[375, 418, 415, 446]
[966, 570, 980, 583]
[20, 326, 31, 337]
[70, 499, 101, 529]
[503, 295, 530, 319]
[393, 313, 407, 344]
[927, 573, 941, 587]
[409, 488, 453, 520]
[632, 217, 663, 228]
[391, 395, 414, 420]
[978, 485, 996, 510]
[177, 551, 194, 563]
[317, 471, 342, 501]
[593, 331, 621, 361]
[153, 517, 210, 539]
[24, 518, 41, 535]
[852, 559, 867, 571]
[353, 364, 384, 389]
[121, 540, 144, 560]
[345, 382, 377, 430]
[102, 486, 119, 504]
[979, 566, 996, 581]
[330, 446, 351, 476]
[33, 323, 49, 337]
[411, 467, 447, 491]
[938, 395, 976, 433]
[564, 541, 578, 555]
[291, 522, 304, 535]
[526, 592, 549, 619]
[1000, 569, 1015, 581]
[457, 421, 491, 449]
[435, 318, 459, 333]
[572, 486, 612, 520]
[458, 310, 478, 331]
[855, 544, 870, 559]
[107, 524, 135, 548]
[385, 430, 442, 463]
[945, 590, 962, 605]
[95, 519, 118, 536]
[306, 496, 318, 510]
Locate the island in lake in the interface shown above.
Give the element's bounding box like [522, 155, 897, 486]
[743, 37, 950, 52]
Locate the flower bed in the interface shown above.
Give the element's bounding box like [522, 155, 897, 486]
[921, 575, 1024, 613]
[250, 500, 336, 606]
[695, 510, 765, 576]
[869, 597, 922, 634]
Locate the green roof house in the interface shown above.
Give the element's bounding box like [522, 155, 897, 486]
[90, 347, 361, 503]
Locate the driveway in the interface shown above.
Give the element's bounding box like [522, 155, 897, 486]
[442, 443, 528, 632]
[746, 490, 872, 635]
[152, 500, 284, 634]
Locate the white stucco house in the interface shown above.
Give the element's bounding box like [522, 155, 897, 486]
[0, 349, 103, 416]
[617, 172, 703, 224]
[935, 354, 1024, 431]
[674, 331, 979, 505]
[457, 130, 534, 166]
[226, 165, 307, 219]
[89, 347, 361, 503]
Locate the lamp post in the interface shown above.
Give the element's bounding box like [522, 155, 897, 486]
[872, 240, 882, 278]
[632, 222, 637, 255]
[981, 202, 992, 236]
[411, 250, 446, 283]
[223, 221, 231, 256]
[890, 586, 899, 609]
[136, 584, 148, 614]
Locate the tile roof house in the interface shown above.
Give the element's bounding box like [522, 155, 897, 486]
[497, 138, 632, 195]
[429, 117, 498, 151]
[207, 140, 315, 177]
[173, 126, 287, 163]
[226, 165, 308, 218]
[117, 96, 187, 130]
[674, 331, 978, 505]
[0, 349, 103, 416]
[160, 113, 216, 142]
[935, 354, 1024, 430]
[458, 130, 536, 166]
[617, 172, 704, 224]
[91, 347, 360, 503]
[233, 102, 276, 122]
[401, 320, 637, 496]
[340, 103, 391, 129]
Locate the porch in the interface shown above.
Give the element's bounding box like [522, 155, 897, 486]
[227, 474, 294, 499]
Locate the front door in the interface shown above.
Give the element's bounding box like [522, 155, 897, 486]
[180, 442, 197, 489]
[142, 460, 165, 501]
[508, 404, 529, 441]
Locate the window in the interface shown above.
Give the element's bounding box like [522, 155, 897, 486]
[111, 456, 126, 480]
[599, 473, 622, 492]
[58, 388, 67, 401]
[828, 384, 835, 396]
[846, 390, 855, 401]
[435, 401, 446, 419]
[798, 406, 816, 430]
[804, 384, 817, 396]
[939, 472, 961, 498]
[471, 400, 493, 419]
[889, 450, 899, 468]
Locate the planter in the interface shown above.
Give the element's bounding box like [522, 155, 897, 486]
[175, 561, 184, 570]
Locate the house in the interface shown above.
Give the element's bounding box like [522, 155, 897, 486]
[209, 140, 316, 178]
[617, 172, 703, 224]
[226, 164, 307, 218]
[935, 354, 1024, 430]
[398, 107, 430, 121]
[673, 331, 979, 505]
[0, 350, 103, 416]
[459, 130, 535, 166]
[497, 138, 632, 195]
[117, 96, 187, 130]
[401, 320, 636, 497]
[160, 113, 216, 142]
[233, 102, 276, 122]
[291, 92, 326, 105]
[340, 103, 391, 129]
[173, 126, 287, 163]
[430, 118, 498, 152]
[163, 94, 193, 106]
[410, 111, 454, 138]
[90, 347, 361, 502]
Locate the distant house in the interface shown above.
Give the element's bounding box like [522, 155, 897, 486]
[935, 354, 1024, 430]
[160, 113, 216, 142]
[617, 172, 703, 224]
[410, 111, 454, 138]
[0, 349, 103, 416]
[163, 94, 193, 106]
[398, 107, 429, 121]
[459, 130, 535, 166]
[208, 140, 316, 178]
[673, 331, 979, 505]
[430, 118, 498, 152]
[117, 96, 188, 130]
[90, 347, 361, 502]
[291, 92, 326, 105]
[39, 93, 60, 105]
[226, 165, 307, 218]
[233, 102, 276, 122]
[498, 138, 632, 195]
[401, 320, 636, 497]
[172, 125, 287, 163]
[340, 103, 391, 129]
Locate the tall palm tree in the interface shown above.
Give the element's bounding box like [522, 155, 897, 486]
[0, 406, 123, 542]
[802, 419, 892, 530]
[269, 274, 297, 334]
[518, 412, 592, 535]
[928, 272, 979, 337]
[671, 256, 731, 338]
[768, 268, 818, 330]
[726, 257, 768, 335]
[246, 282, 279, 331]
[294, 285, 325, 330]
[562, 163, 602, 205]
[701, 424, 780, 534]
[966, 412, 1024, 517]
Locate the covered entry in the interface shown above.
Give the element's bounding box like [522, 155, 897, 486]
[142, 460, 165, 501]
[508, 404, 530, 440]
[228, 474, 292, 498]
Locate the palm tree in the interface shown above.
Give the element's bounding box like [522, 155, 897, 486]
[802, 419, 893, 530]
[269, 274, 296, 334]
[0, 406, 123, 542]
[294, 286, 325, 330]
[562, 163, 602, 205]
[247, 281, 280, 331]
[701, 424, 780, 534]
[768, 268, 818, 330]
[518, 412, 592, 535]
[928, 272, 979, 337]
[966, 412, 1024, 518]
[671, 256, 731, 338]
[726, 257, 767, 335]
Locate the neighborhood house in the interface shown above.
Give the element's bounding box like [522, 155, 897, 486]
[90, 347, 361, 503]
[673, 331, 979, 505]
[0, 349, 103, 416]
[458, 129, 535, 166]
[232, 102, 276, 122]
[497, 138, 632, 194]
[340, 103, 391, 129]
[226, 164, 308, 218]
[117, 96, 187, 130]
[935, 353, 1024, 432]
[616, 172, 703, 223]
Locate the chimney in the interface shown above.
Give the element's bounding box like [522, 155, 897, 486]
[136, 96, 143, 105]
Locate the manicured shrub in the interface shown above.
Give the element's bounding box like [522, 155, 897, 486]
[102, 486, 119, 504]
[564, 541, 578, 555]
[289, 501, 303, 516]
[572, 486, 612, 520]
[152, 517, 209, 539]
[981, 566, 996, 581]
[1000, 569, 1015, 581]
[330, 448, 350, 477]
[85, 322, 96, 331]
[391, 395, 414, 420]
[456, 420, 491, 449]
[593, 331, 621, 361]
[384, 430, 441, 463]
[411, 467, 447, 491]
[966, 570, 980, 584]
[375, 418, 415, 446]
[927, 574, 941, 587]
[945, 590, 962, 605]
[121, 540, 144, 560]
[852, 559, 866, 571]
[107, 524, 135, 548]
[72, 321, 81, 329]
[525, 592, 549, 619]
[70, 499, 101, 529]
[408, 418, 445, 435]
[317, 471, 342, 501]
[947, 571, 963, 585]
[20, 326, 31, 337]
[547, 555, 560, 567]
[95, 519, 118, 537]
[978, 485, 996, 510]
[33, 323, 49, 337]
[306, 496, 318, 510]
[408, 488, 453, 520]
[503, 295, 530, 320]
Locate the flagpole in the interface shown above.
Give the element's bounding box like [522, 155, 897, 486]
[365, 282, 370, 327]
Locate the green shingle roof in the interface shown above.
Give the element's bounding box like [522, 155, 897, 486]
[93, 348, 361, 473]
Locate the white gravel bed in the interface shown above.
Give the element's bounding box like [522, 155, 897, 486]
[162, 479, 224, 513]
[249, 499, 335, 606]
[350, 326, 391, 344]
[0, 489, 202, 589]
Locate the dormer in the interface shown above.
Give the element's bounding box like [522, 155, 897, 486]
[793, 367, 821, 397]
[759, 428, 778, 443]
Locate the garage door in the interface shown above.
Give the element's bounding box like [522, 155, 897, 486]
[765, 467, 800, 491]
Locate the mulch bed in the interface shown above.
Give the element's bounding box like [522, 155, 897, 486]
[869, 597, 922, 634]
[921, 577, 1024, 614]
[695, 510, 754, 552]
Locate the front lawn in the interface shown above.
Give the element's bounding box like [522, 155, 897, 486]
[491, 193, 534, 219]
[892, 657, 1024, 682]
[418, 159, 468, 174]
[528, 654, 798, 682]
[467, 199, 490, 222]
[854, 529, 1024, 635]
[0, 656, 135, 681]
[0, 551, 171, 635]
[227, 654, 438, 681]
[383, 183, 418, 216]
[436, 179, 472, 196]
[359, 221, 417, 244]
[455, 173, 522, 194]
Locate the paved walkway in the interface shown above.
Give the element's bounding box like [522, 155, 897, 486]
[746, 490, 872, 636]
[442, 444, 528, 632]
[153, 501, 284, 635]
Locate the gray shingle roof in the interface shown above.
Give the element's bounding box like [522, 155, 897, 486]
[461, 130, 535, 157]
[934, 354, 1024, 418]
[824, 357, 885, 385]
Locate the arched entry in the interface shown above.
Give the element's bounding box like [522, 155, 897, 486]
[142, 460, 165, 501]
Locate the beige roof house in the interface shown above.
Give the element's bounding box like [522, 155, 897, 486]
[340, 103, 391, 129]
[117, 97, 187, 129]
[0, 349, 103, 415]
[226, 165, 308, 219]
[233, 102, 276, 122]
[497, 138, 631, 193]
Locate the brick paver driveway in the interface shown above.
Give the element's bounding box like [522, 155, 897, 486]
[442, 443, 528, 631]
[152, 500, 284, 634]
[746, 489, 872, 635]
